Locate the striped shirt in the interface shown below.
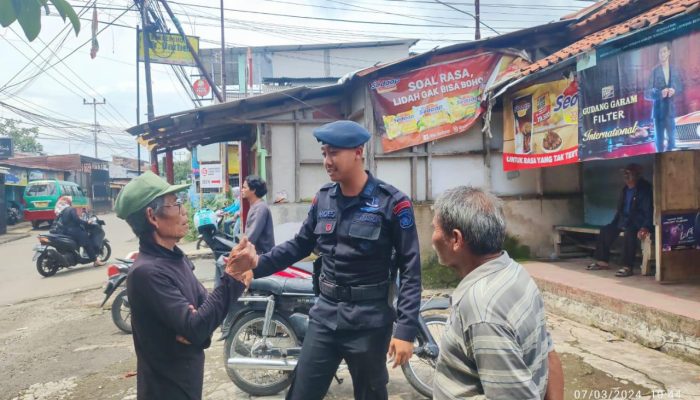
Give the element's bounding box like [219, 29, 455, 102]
[433, 252, 553, 400]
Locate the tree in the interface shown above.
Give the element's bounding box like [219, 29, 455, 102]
[0, 0, 80, 42]
[0, 119, 44, 154]
[158, 158, 192, 184]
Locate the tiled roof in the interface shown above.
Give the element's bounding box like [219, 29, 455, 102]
[522, 0, 699, 76]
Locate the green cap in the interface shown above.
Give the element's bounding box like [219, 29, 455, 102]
[114, 171, 190, 219]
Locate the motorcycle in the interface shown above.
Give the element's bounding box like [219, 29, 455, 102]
[195, 209, 236, 250]
[33, 215, 111, 277]
[7, 201, 21, 225]
[100, 253, 137, 334]
[220, 257, 449, 398]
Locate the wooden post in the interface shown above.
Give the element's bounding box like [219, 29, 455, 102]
[150, 149, 159, 174]
[165, 149, 174, 183]
[294, 112, 300, 202]
[239, 140, 251, 230]
[426, 142, 433, 201]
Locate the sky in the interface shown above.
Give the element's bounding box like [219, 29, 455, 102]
[0, 0, 594, 162]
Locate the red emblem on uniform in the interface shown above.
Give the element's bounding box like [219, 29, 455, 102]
[325, 223, 332, 232]
[393, 200, 412, 215]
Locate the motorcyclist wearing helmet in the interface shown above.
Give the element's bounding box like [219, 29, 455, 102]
[53, 196, 104, 267]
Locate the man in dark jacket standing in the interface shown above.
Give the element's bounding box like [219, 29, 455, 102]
[229, 120, 422, 400]
[587, 163, 653, 277]
[647, 42, 683, 152]
[114, 172, 246, 400]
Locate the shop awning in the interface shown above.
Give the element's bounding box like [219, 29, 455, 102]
[126, 84, 345, 152]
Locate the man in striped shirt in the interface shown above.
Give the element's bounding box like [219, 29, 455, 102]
[431, 186, 564, 400]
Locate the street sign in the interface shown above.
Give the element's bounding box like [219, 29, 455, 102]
[200, 163, 223, 189]
[193, 79, 211, 97]
[138, 32, 199, 66]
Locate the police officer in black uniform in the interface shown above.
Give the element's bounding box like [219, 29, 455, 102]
[230, 120, 422, 400]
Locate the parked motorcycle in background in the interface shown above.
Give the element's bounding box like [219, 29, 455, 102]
[7, 201, 21, 225]
[33, 215, 111, 277]
[100, 252, 138, 334]
[220, 256, 449, 398]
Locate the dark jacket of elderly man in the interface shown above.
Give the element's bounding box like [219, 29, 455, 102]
[115, 172, 245, 400]
[430, 186, 564, 400]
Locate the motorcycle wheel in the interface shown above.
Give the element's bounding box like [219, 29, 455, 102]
[36, 254, 59, 277]
[224, 311, 298, 396]
[401, 314, 448, 398]
[99, 242, 112, 263]
[111, 289, 132, 334]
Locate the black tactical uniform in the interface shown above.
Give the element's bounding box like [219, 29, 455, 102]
[252, 120, 422, 400]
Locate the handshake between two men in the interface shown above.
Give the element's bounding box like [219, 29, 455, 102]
[225, 237, 257, 288]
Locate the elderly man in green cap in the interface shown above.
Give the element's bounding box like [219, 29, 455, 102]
[114, 171, 246, 400]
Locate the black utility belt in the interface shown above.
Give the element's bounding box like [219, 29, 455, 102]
[319, 278, 389, 302]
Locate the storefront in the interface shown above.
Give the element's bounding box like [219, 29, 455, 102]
[498, 9, 700, 282]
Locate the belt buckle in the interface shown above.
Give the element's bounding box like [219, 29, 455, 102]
[336, 285, 351, 302]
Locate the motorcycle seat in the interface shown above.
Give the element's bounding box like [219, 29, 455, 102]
[41, 233, 78, 248]
[251, 276, 314, 296]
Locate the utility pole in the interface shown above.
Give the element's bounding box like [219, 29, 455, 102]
[160, 0, 224, 103]
[140, 0, 158, 175]
[136, 24, 142, 175]
[141, 1, 155, 121]
[83, 98, 106, 158]
[220, 0, 226, 102]
[475, 0, 481, 40]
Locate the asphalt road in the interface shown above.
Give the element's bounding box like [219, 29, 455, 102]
[0, 213, 217, 306]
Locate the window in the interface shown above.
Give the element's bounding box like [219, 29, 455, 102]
[26, 183, 56, 197]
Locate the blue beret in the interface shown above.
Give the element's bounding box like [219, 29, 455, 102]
[313, 120, 370, 148]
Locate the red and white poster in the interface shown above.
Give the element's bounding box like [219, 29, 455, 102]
[369, 53, 505, 153]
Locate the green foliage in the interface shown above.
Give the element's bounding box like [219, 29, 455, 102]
[421, 234, 532, 289]
[158, 159, 192, 184]
[421, 254, 461, 289]
[0, 0, 80, 42]
[503, 235, 531, 261]
[0, 118, 44, 153]
[183, 193, 231, 242]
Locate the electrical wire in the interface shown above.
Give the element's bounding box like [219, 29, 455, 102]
[0, 4, 136, 94]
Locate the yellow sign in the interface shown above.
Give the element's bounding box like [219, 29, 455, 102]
[228, 145, 240, 175]
[138, 32, 199, 66]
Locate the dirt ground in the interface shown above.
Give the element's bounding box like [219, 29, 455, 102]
[0, 285, 687, 400]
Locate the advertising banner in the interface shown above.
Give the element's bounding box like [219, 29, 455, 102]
[661, 212, 700, 252]
[502, 77, 579, 171]
[577, 14, 700, 161]
[369, 53, 504, 153]
[5, 168, 27, 186]
[138, 32, 199, 66]
[200, 163, 223, 189]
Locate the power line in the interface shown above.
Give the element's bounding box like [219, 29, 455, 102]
[6, 27, 132, 127]
[0, 1, 96, 93]
[434, 0, 500, 34]
[0, 4, 136, 94]
[167, 1, 475, 28]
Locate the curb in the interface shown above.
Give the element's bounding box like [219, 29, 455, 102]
[0, 233, 31, 245]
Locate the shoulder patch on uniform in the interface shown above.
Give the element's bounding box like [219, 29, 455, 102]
[398, 210, 414, 229]
[393, 200, 412, 216]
